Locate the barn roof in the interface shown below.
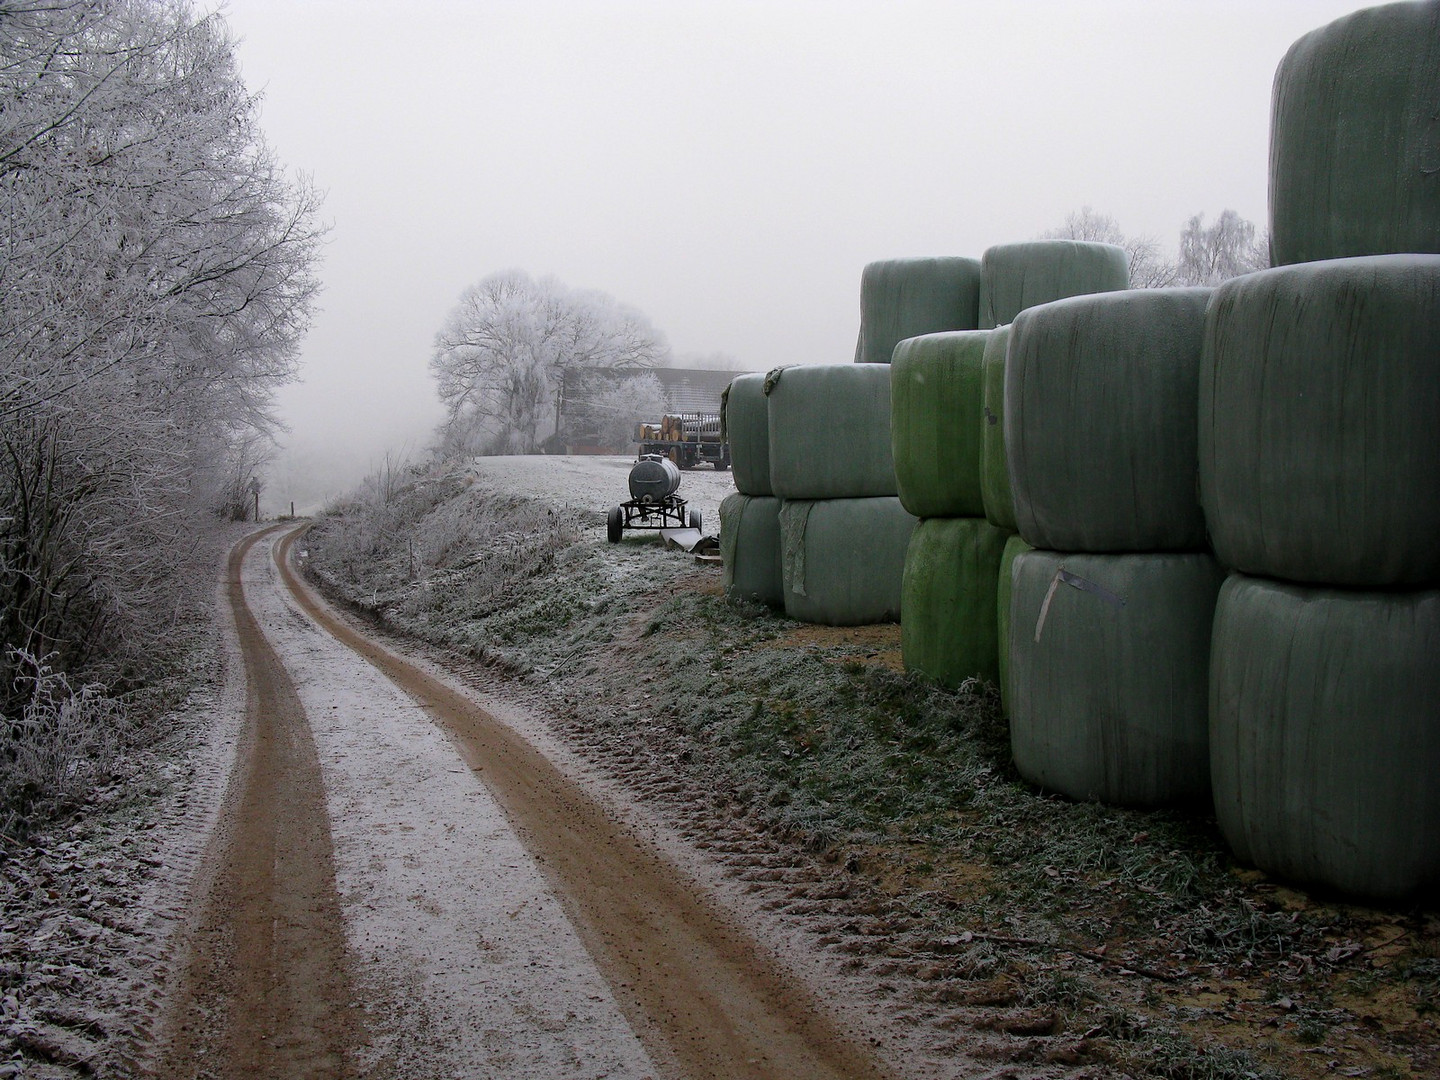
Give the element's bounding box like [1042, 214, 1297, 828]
[561, 366, 744, 415]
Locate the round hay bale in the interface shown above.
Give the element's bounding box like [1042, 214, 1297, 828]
[1210, 572, 1440, 902]
[1199, 255, 1440, 586]
[779, 497, 915, 625]
[1007, 288, 1212, 552]
[979, 240, 1129, 330]
[765, 364, 896, 500]
[1269, 1, 1440, 266]
[723, 373, 771, 496]
[719, 493, 783, 608]
[996, 532, 1031, 717]
[854, 257, 983, 364]
[1009, 549, 1225, 807]
[890, 331, 989, 518]
[900, 517, 1009, 689]
[980, 325, 1016, 532]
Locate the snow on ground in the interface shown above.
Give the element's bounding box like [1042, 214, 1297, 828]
[464, 455, 738, 537]
[243, 532, 658, 1079]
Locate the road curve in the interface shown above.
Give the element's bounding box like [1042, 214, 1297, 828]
[274, 526, 891, 1080]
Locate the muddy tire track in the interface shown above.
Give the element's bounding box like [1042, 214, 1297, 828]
[151, 526, 364, 1079]
[275, 527, 890, 1080]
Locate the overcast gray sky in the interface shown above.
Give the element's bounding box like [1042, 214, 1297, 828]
[217, 0, 1364, 510]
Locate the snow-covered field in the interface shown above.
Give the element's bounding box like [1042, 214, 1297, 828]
[464, 455, 738, 537]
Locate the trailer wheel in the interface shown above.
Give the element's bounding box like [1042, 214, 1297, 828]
[688, 508, 702, 532]
[607, 506, 624, 543]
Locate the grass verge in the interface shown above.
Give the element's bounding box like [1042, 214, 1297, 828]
[305, 464, 1438, 1080]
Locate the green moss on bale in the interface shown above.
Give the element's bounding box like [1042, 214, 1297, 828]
[1007, 288, 1212, 553]
[779, 497, 915, 625]
[854, 257, 982, 364]
[890, 331, 988, 518]
[978, 240, 1129, 330]
[720, 493, 783, 608]
[723, 373, 771, 497]
[765, 364, 896, 500]
[1199, 255, 1440, 587]
[1269, 1, 1440, 266]
[1009, 549, 1224, 807]
[900, 517, 1008, 689]
[980, 326, 1016, 532]
[1210, 572, 1440, 902]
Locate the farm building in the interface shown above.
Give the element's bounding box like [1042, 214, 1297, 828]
[555, 367, 742, 454]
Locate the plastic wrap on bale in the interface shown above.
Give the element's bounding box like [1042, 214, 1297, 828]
[900, 517, 1008, 688]
[890, 330, 989, 518]
[978, 240, 1129, 330]
[719, 493, 783, 608]
[979, 325, 1016, 533]
[1008, 549, 1225, 807]
[764, 364, 896, 500]
[722, 373, 772, 497]
[779, 497, 915, 625]
[995, 533, 1031, 717]
[1198, 255, 1440, 587]
[1007, 288, 1212, 553]
[854, 256, 982, 365]
[1209, 572, 1440, 902]
[1269, 1, 1440, 266]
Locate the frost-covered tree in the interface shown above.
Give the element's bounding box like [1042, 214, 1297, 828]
[0, 0, 322, 710]
[430, 271, 669, 455]
[1041, 206, 1177, 288]
[1176, 210, 1269, 286]
[569, 371, 668, 450]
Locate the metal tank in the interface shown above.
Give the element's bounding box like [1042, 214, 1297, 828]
[627, 454, 682, 504]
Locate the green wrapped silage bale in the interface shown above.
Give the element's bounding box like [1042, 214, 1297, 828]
[723, 373, 771, 497]
[979, 325, 1016, 532]
[978, 240, 1130, 330]
[1007, 288, 1212, 553]
[1209, 572, 1440, 902]
[779, 497, 916, 625]
[1269, 1, 1440, 266]
[854, 257, 983, 364]
[1009, 549, 1225, 807]
[890, 331, 988, 518]
[1198, 255, 1440, 587]
[719, 493, 783, 608]
[900, 517, 1009, 688]
[995, 532, 1031, 717]
[765, 364, 896, 500]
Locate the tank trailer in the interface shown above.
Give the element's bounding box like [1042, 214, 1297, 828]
[606, 454, 701, 543]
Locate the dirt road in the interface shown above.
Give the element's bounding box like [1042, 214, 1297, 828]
[149, 525, 888, 1079]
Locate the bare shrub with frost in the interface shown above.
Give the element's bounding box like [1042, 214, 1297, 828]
[307, 460, 585, 623]
[0, 648, 128, 825]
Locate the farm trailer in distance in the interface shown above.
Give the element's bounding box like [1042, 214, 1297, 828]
[635, 413, 730, 470]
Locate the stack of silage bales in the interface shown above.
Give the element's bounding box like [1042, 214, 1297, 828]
[854, 257, 982, 365]
[894, 240, 1130, 694]
[1005, 288, 1223, 807]
[1202, 0, 1440, 903]
[722, 254, 977, 618]
[765, 364, 915, 624]
[892, 331, 1008, 687]
[719, 372, 783, 608]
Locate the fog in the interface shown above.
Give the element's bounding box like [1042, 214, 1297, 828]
[216, 0, 1364, 513]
